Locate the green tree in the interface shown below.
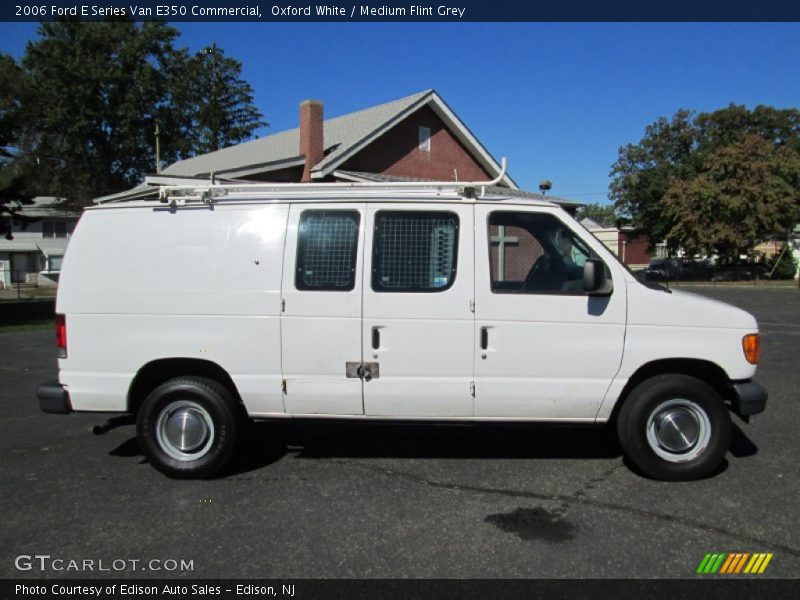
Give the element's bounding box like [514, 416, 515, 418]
[14, 19, 178, 206]
[165, 43, 266, 159]
[0, 54, 23, 160]
[661, 135, 800, 259]
[767, 244, 799, 280]
[575, 203, 619, 228]
[0, 53, 34, 228]
[609, 109, 697, 247]
[9, 21, 266, 207]
[610, 105, 800, 260]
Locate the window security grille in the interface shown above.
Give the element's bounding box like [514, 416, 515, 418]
[296, 211, 360, 291]
[373, 212, 458, 292]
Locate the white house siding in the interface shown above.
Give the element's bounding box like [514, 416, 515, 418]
[0, 199, 78, 288]
[588, 228, 620, 256]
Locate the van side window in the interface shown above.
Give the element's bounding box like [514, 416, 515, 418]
[372, 211, 458, 292]
[488, 212, 600, 294]
[296, 210, 360, 291]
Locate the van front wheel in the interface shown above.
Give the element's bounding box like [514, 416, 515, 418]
[617, 374, 731, 481]
[137, 377, 243, 479]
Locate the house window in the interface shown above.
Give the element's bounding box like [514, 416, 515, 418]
[48, 255, 63, 271]
[295, 210, 360, 291]
[372, 211, 458, 292]
[42, 220, 69, 239]
[418, 126, 431, 152]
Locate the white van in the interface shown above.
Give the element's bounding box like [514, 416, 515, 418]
[37, 174, 767, 481]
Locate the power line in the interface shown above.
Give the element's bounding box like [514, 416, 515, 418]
[558, 191, 611, 197]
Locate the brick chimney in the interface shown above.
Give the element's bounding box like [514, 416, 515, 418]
[299, 99, 324, 182]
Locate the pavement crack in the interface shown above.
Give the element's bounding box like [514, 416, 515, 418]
[328, 458, 800, 557]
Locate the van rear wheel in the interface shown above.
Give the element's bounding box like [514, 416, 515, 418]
[617, 374, 731, 481]
[137, 377, 243, 479]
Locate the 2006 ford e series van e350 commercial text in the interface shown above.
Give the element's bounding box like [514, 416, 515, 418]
[37, 162, 767, 481]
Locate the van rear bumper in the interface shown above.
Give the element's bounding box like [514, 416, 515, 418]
[38, 382, 72, 414]
[730, 380, 767, 417]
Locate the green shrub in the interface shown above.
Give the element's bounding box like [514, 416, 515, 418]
[767, 245, 799, 280]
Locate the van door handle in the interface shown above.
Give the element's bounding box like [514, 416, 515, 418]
[480, 327, 489, 350]
[371, 327, 381, 350]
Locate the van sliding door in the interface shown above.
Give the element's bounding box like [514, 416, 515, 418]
[361, 204, 475, 417]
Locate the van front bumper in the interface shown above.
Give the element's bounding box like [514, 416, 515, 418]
[38, 382, 72, 414]
[730, 380, 767, 417]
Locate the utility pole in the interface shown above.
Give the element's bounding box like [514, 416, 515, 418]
[155, 122, 161, 174]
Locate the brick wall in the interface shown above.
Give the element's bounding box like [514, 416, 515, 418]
[489, 225, 544, 283]
[341, 106, 491, 181]
[618, 231, 652, 267]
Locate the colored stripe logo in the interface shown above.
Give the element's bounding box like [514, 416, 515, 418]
[696, 552, 773, 574]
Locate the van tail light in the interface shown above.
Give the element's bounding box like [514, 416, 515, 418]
[55, 314, 67, 358]
[742, 333, 760, 365]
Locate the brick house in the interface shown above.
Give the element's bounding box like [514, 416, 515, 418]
[580, 218, 655, 269]
[617, 229, 655, 268]
[99, 90, 581, 215]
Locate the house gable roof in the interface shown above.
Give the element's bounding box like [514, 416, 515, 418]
[162, 90, 517, 188]
[10, 196, 80, 218]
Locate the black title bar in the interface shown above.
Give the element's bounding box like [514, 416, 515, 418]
[4, 579, 800, 600]
[3, 0, 800, 22]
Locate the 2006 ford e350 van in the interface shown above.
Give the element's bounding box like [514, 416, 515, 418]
[37, 165, 767, 481]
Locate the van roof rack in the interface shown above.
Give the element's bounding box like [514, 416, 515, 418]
[156, 157, 509, 204]
[95, 159, 512, 206]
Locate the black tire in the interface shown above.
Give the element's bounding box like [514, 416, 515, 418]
[617, 374, 731, 481]
[136, 377, 244, 479]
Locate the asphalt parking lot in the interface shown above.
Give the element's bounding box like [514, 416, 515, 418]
[1, 287, 798, 579]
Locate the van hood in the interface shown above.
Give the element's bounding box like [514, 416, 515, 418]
[626, 282, 758, 331]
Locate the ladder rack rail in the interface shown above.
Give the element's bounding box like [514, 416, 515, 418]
[153, 158, 508, 203]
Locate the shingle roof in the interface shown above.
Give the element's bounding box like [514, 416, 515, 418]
[163, 90, 434, 178]
[10, 196, 80, 217]
[580, 217, 604, 230]
[0, 241, 40, 252]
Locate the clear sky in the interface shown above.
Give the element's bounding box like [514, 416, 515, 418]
[2, 22, 799, 202]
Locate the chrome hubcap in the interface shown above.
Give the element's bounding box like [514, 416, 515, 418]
[653, 408, 699, 452]
[156, 400, 214, 462]
[646, 399, 711, 463]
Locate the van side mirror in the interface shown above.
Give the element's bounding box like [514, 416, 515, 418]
[583, 258, 613, 295]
